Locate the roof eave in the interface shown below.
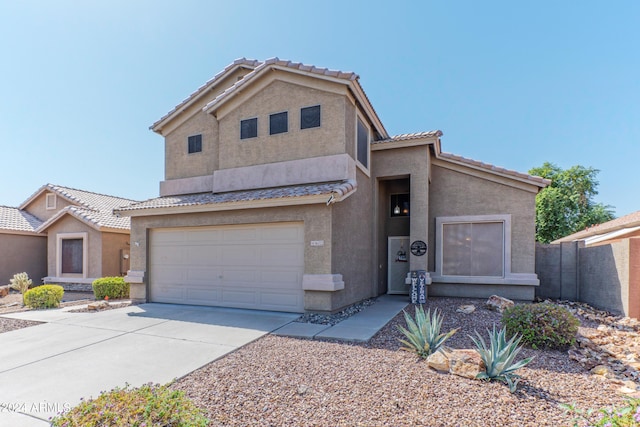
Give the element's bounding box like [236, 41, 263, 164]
[116, 188, 356, 218]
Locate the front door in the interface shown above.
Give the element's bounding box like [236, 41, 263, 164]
[388, 236, 410, 294]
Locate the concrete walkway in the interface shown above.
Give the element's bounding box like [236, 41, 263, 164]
[272, 294, 408, 341]
[0, 303, 298, 425]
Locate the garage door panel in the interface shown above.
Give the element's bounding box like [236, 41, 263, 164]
[150, 223, 305, 312]
[186, 246, 222, 265]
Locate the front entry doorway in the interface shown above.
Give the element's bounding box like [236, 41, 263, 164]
[388, 236, 410, 294]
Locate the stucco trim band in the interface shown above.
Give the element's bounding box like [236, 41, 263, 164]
[430, 273, 540, 286]
[302, 274, 345, 291]
[160, 175, 214, 197]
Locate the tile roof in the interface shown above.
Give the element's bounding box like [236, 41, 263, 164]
[0, 206, 43, 233]
[20, 184, 138, 232]
[203, 57, 359, 114]
[150, 58, 261, 131]
[116, 180, 357, 213]
[372, 130, 443, 145]
[553, 210, 640, 243]
[436, 152, 551, 187]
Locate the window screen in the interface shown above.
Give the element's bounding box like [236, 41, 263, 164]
[442, 222, 504, 277]
[187, 134, 202, 154]
[270, 112, 288, 135]
[240, 118, 258, 139]
[357, 118, 369, 168]
[61, 239, 83, 274]
[300, 105, 321, 129]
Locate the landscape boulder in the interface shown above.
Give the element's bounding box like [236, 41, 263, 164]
[448, 349, 485, 379]
[0, 285, 10, 298]
[485, 295, 514, 313]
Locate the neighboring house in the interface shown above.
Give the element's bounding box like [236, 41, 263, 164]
[0, 206, 47, 285]
[552, 210, 640, 246]
[0, 184, 136, 290]
[116, 57, 549, 313]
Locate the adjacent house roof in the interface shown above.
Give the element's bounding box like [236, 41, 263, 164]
[20, 184, 138, 233]
[553, 210, 640, 245]
[0, 206, 43, 235]
[115, 180, 357, 216]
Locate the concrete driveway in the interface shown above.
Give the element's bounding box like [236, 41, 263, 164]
[0, 303, 299, 426]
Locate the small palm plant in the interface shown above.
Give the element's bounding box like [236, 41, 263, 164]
[470, 325, 534, 393]
[9, 272, 32, 304]
[398, 306, 457, 359]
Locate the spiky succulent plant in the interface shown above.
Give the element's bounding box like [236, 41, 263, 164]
[398, 306, 457, 359]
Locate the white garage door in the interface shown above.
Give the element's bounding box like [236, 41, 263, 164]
[149, 222, 305, 312]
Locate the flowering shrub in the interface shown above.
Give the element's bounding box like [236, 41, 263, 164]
[51, 382, 209, 426]
[561, 398, 640, 426]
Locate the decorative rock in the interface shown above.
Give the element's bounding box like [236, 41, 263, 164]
[426, 350, 450, 372]
[0, 285, 10, 298]
[485, 295, 514, 313]
[87, 301, 109, 310]
[618, 386, 637, 394]
[591, 365, 612, 377]
[448, 349, 485, 380]
[456, 305, 476, 314]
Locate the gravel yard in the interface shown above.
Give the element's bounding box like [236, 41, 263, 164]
[174, 297, 636, 427]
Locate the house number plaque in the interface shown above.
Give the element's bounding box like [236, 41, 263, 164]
[410, 240, 427, 256]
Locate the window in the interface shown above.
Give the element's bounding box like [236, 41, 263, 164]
[187, 134, 202, 154]
[300, 105, 321, 129]
[390, 193, 410, 217]
[269, 111, 288, 135]
[241, 118, 258, 139]
[46, 193, 56, 210]
[436, 215, 510, 278]
[356, 117, 369, 168]
[61, 238, 83, 274]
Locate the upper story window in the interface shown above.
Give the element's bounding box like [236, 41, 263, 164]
[46, 193, 56, 210]
[300, 105, 321, 129]
[241, 118, 258, 139]
[356, 117, 370, 169]
[187, 134, 202, 154]
[269, 111, 288, 135]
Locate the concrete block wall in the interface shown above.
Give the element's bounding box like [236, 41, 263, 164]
[535, 238, 640, 318]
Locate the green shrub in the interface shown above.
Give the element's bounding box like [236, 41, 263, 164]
[502, 303, 579, 350]
[561, 398, 640, 426]
[23, 285, 64, 309]
[92, 276, 129, 300]
[471, 325, 534, 393]
[398, 306, 457, 359]
[51, 383, 209, 427]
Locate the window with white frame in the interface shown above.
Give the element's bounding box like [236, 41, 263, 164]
[356, 116, 369, 169]
[436, 215, 510, 278]
[56, 232, 88, 277]
[46, 193, 56, 210]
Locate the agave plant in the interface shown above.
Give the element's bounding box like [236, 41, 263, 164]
[470, 325, 534, 392]
[397, 306, 457, 359]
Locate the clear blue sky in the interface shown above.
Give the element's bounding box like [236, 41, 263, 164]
[1, 1, 638, 216]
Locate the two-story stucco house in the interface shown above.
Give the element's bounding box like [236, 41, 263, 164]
[116, 57, 549, 313]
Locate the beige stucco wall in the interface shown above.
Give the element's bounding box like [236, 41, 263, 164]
[162, 68, 247, 180]
[101, 232, 130, 277]
[429, 164, 538, 274]
[23, 192, 75, 222]
[325, 168, 375, 311]
[129, 204, 334, 300]
[0, 233, 47, 285]
[217, 79, 348, 170]
[46, 216, 103, 279]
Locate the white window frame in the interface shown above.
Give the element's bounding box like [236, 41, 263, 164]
[46, 193, 56, 210]
[56, 232, 88, 278]
[435, 214, 511, 280]
[355, 112, 371, 176]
